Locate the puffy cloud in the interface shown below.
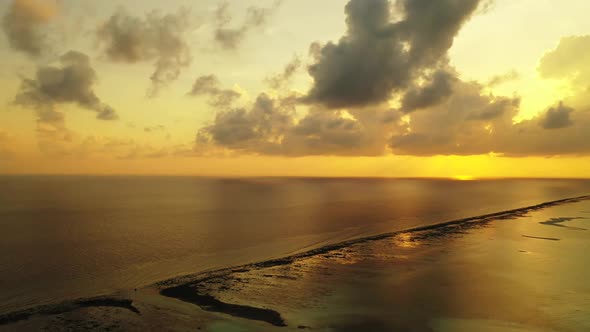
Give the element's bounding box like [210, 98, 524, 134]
[391, 80, 520, 156]
[390, 81, 590, 157]
[13, 50, 118, 156]
[280, 106, 399, 156]
[538, 35, 590, 86]
[1, 0, 58, 57]
[304, 0, 481, 108]
[401, 69, 457, 112]
[197, 93, 294, 153]
[196, 90, 400, 156]
[539, 102, 574, 129]
[213, 1, 281, 49]
[194, 76, 588, 158]
[188, 75, 241, 108]
[538, 35, 590, 108]
[194, 3, 590, 158]
[97, 8, 192, 96]
[15, 50, 118, 120]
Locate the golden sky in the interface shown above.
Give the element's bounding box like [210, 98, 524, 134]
[1, 0, 590, 178]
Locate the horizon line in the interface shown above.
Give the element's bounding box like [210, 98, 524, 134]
[0, 173, 589, 181]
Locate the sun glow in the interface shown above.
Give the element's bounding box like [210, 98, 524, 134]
[453, 175, 476, 181]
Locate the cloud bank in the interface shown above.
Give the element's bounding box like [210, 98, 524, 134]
[195, 1, 590, 158]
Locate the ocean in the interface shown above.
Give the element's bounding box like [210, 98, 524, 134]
[1, 176, 589, 314]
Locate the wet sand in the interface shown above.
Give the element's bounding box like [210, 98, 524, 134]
[2, 195, 590, 331]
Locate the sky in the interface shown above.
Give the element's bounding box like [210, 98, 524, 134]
[1, 0, 590, 178]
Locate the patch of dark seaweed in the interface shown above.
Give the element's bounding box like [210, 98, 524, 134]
[160, 285, 286, 327]
[522, 235, 561, 241]
[539, 217, 587, 230]
[0, 297, 140, 325]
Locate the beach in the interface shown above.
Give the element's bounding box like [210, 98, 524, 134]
[2, 195, 589, 331]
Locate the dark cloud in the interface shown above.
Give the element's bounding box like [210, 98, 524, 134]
[12, 50, 117, 156]
[1, 0, 57, 57]
[401, 69, 457, 112]
[213, 1, 281, 49]
[281, 109, 377, 156]
[539, 102, 574, 129]
[197, 93, 294, 152]
[305, 0, 481, 108]
[196, 91, 399, 156]
[188, 75, 241, 108]
[97, 8, 192, 96]
[265, 55, 302, 90]
[15, 50, 118, 120]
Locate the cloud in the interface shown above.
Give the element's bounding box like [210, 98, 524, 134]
[400, 69, 457, 112]
[538, 35, 590, 110]
[13, 50, 118, 156]
[197, 93, 294, 153]
[196, 90, 400, 156]
[390, 80, 519, 156]
[195, 77, 590, 158]
[538, 35, 590, 86]
[304, 0, 481, 108]
[279, 106, 398, 156]
[1, 0, 58, 57]
[194, 3, 590, 158]
[213, 1, 281, 49]
[15, 50, 118, 120]
[265, 55, 302, 90]
[486, 70, 519, 87]
[390, 79, 590, 157]
[188, 74, 241, 108]
[97, 8, 192, 97]
[539, 102, 574, 129]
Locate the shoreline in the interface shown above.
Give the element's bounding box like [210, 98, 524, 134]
[1, 194, 589, 327]
[156, 194, 590, 288]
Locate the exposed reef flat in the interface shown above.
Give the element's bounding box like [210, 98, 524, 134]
[0, 297, 139, 325]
